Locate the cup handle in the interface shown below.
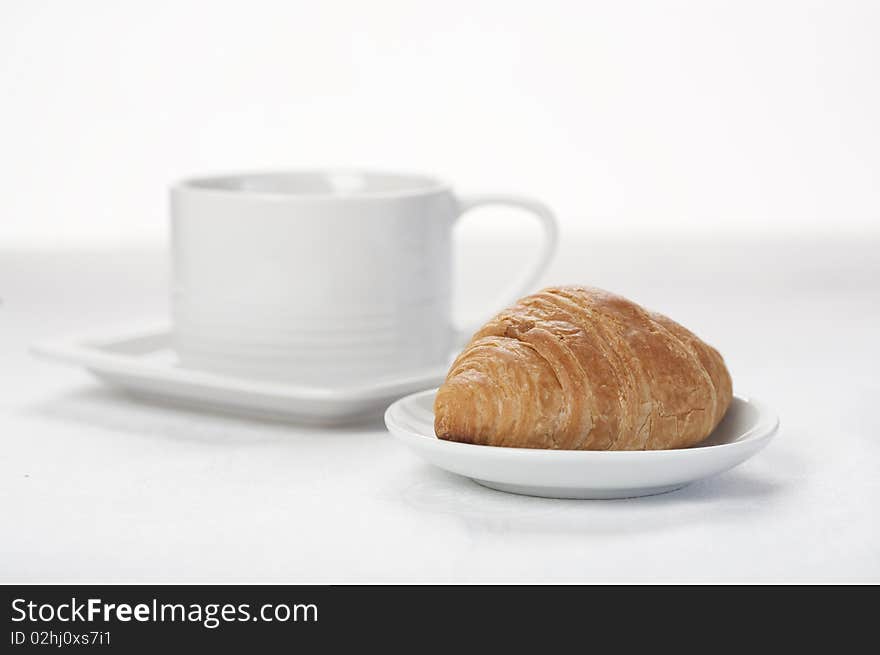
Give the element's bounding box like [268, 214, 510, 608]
[452, 194, 558, 345]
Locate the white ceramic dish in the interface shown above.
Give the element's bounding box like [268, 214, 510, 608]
[385, 389, 779, 499]
[31, 327, 447, 424]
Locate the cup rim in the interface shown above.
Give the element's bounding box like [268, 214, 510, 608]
[172, 168, 452, 200]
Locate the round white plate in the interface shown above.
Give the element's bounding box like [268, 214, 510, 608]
[385, 389, 779, 499]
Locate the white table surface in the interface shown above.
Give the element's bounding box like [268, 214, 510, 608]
[2, 233, 878, 583]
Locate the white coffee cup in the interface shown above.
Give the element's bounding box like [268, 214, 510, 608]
[170, 170, 557, 387]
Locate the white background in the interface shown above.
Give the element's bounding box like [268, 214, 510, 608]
[2, 0, 879, 247]
[2, 1, 878, 583]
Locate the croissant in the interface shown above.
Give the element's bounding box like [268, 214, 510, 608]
[434, 286, 732, 450]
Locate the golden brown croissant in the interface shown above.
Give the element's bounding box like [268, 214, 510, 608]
[434, 286, 732, 450]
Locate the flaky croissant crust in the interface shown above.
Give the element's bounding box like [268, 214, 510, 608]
[434, 286, 732, 450]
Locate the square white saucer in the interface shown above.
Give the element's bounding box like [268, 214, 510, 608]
[30, 326, 447, 424]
